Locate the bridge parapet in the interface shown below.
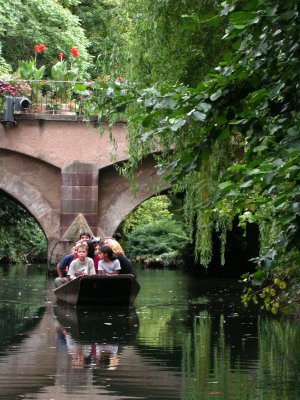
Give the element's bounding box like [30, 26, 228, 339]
[0, 80, 88, 119]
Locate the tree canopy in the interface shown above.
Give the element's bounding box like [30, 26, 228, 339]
[0, 0, 91, 75]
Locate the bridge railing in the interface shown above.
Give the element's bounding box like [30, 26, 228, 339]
[0, 79, 92, 116]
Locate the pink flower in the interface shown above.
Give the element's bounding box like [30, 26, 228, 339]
[70, 47, 79, 58]
[58, 52, 64, 61]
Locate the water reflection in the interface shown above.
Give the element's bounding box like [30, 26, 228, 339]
[182, 312, 300, 400]
[0, 265, 299, 399]
[54, 305, 139, 371]
[0, 264, 46, 352]
[53, 304, 182, 398]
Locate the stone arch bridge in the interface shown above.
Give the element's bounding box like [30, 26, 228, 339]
[0, 114, 169, 263]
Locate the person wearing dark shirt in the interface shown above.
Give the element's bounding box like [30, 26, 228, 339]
[56, 247, 77, 277]
[103, 238, 136, 276]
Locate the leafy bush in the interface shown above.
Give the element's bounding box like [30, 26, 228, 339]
[0, 193, 47, 263]
[126, 219, 189, 268]
[120, 195, 172, 236]
[0, 0, 91, 75]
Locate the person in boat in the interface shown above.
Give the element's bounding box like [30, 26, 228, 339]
[92, 241, 101, 273]
[78, 233, 102, 272]
[56, 245, 78, 278]
[98, 245, 121, 275]
[56, 232, 92, 278]
[54, 243, 96, 288]
[75, 232, 92, 245]
[79, 237, 101, 273]
[104, 238, 136, 276]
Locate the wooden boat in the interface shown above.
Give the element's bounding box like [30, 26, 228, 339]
[53, 274, 140, 306]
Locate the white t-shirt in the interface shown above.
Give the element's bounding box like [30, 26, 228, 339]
[68, 257, 96, 279]
[98, 259, 121, 275]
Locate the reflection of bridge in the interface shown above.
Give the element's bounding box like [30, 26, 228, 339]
[0, 113, 169, 263]
[0, 296, 181, 399]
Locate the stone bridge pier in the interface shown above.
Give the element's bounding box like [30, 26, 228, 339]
[51, 156, 169, 264]
[0, 114, 169, 264]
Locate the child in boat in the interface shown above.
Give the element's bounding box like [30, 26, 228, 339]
[98, 245, 121, 275]
[93, 241, 101, 273]
[68, 243, 96, 279]
[75, 231, 92, 246]
[54, 243, 95, 288]
[55, 245, 77, 278]
[103, 238, 136, 276]
[55, 232, 91, 278]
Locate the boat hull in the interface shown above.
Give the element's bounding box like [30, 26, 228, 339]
[53, 274, 140, 306]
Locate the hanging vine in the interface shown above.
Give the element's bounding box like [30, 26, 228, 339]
[83, 0, 300, 313]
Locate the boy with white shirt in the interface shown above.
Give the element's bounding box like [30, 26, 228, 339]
[55, 244, 95, 288]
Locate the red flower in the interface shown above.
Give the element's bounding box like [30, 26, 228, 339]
[34, 44, 46, 52]
[70, 47, 79, 58]
[58, 52, 64, 61]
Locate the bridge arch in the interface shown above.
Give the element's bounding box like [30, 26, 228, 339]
[97, 156, 171, 237]
[0, 149, 61, 259]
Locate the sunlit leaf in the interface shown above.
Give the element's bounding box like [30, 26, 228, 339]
[170, 118, 186, 131]
[193, 111, 206, 121]
[210, 90, 222, 101]
[219, 181, 234, 190]
[229, 11, 260, 29]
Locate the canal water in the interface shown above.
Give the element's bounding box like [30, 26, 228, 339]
[0, 264, 299, 400]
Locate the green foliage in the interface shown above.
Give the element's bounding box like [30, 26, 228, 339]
[57, 0, 80, 7]
[0, 45, 11, 74]
[51, 60, 78, 82]
[18, 60, 46, 80]
[241, 250, 300, 315]
[85, 0, 300, 313]
[0, 193, 47, 263]
[71, 0, 122, 78]
[182, 312, 300, 399]
[120, 195, 172, 235]
[0, 0, 91, 76]
[120, 195, 190, 269]
[126, 219, 189, 268]
[135, 270, 189, 347]
[105, 0, 226, 87]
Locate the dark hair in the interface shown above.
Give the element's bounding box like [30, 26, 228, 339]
[113, 232, 122, 240]
[86, 240, 96, 258]
[80, 232, 91, 239]
[99, 245, 116, 261]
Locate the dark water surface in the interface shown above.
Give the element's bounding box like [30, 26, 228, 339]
[0, 264, 299, 400]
